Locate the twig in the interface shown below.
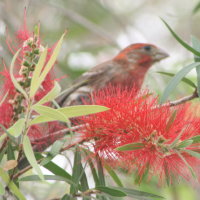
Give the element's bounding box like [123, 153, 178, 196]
[61, 138, 86, 152]
[15, 139, 86, 179]
[166, 90, 198, 107]
[13, 158, 43, 179]
[32, 124, 86, 151]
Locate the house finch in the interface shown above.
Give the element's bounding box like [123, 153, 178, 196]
[59, 43, 169, 106]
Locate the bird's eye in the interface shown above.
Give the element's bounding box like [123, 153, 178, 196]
[143, 45, 151, 51]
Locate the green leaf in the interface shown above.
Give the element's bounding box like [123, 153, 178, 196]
[61, 194, 73, 200]
[10, 49, 28, 99]
[35, 153, 72, 180]
[35, 81, 61, 105]
[193, 1, 200, 14]
[170, 129, 185, 148]
[7, 142, 15, 160]
[166, 110, 177, 132]
[0, 182, 5, 195]
[30, 105, 108, 125]
[157, 71, 196, 88]
[59, 105, 109, 118]
[183, 149, 200, 159]
[190, 135, 200, 144]
[80, 164, 89, 193]
[30, 33, 66, 98]
[191, 36, 200, 97]
[176, 140, 193, 148]
[104, 164, 123, 187]
[30, 47, 48, 98]
[112, 187, 164, 199]
[115, 143, 144, 151]
[20, 175, 73, 184]
[40, 140, 65, 166]
[95, 186, 126, 197]
[160, 63, 200, 103]
[23, 135, 44, 180]
[32, 105, 69, 123]
[70, 148, 82, 194]
[0, 167, 9, 182]
[29, 115, 56, 125]
[0, 168, 26, 200]
[7, 181, 26, 200]
[0, 133, 6, 142]
[96, 155, 106, 186]
[7, 118, 25, 138]
[0, 146, 7, 162]
[161, 19, 200, 57]
[87, 157, 100, 186]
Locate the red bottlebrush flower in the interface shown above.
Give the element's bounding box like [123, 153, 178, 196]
[0, 13, 58, 146]
[79, 86, 200, 184]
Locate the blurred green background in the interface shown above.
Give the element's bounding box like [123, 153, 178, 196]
[1, 0, 200, 199]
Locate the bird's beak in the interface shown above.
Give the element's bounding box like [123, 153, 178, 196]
[153, 48, 169, 61]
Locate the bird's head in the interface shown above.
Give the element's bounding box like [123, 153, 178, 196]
[114, 43, 169, 67]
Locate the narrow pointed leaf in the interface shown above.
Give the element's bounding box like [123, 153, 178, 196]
[8, 181, 26, 200]
[29, 115, 56, 125]
[32, 105, 69, 123]
[116, 143, 144, 151]
[104, 164, 123, 187]
[184, 149, 200, 159]
[20, 175, 74, 184]
[10, 49, 28, 99]
[30, 47, 48, 98]
[34, 153, 72, 181]
[70, 148, 82, 194]
[157, 71, 196, 88]
[40, 140, 65, 166]
[193, 2, 200, 14]
[0, 133, 6, 142]
[30, 105, 108, 125]
[35, 81, 61, 105]
[161, 19, 200, 57]
[32, 33, 65, 98]
[0, 182, 5, 195]
[61, 194, 73, 200]
[96, 155, 105, 186]
[176, 140, 193, 148]
[59, 105, 109, 118]
[87, 157, 100, 186]
[191, 36, 200, 97]
[23, 135, 44, 180]
[95, 186, 126, 197]
[0, 168, 26, 200]
[0, 147, 7, 162]
[7, 118, 25, 137]
[190, 135, 200, 144]
[112, 187, 164, 199]
[160, 63, 200, 103]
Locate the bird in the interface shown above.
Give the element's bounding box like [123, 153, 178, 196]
[58, 43, 169, 107]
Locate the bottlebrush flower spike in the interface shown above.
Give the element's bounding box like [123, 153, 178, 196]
[79, 86, 200, 184]
[0, 13, 61, 146]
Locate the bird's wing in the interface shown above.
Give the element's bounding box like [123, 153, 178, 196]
[58, 60, 114, 106]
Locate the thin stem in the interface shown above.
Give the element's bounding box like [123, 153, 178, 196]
[159, 90, 198, 107]
[168, 90, 198, 107]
